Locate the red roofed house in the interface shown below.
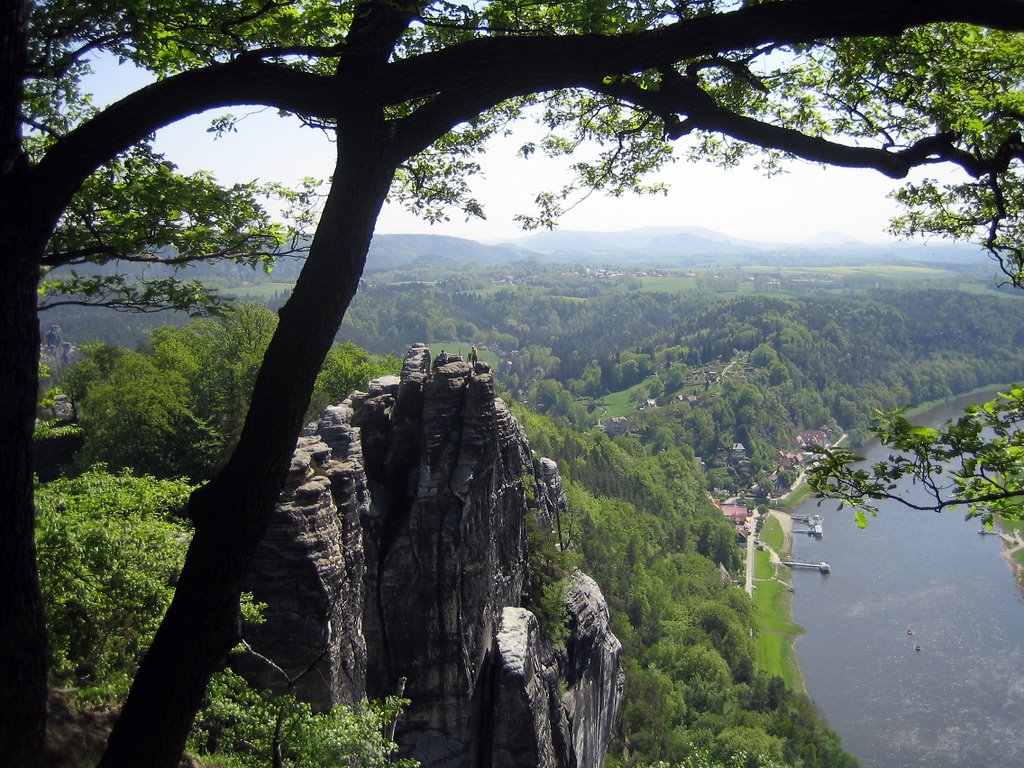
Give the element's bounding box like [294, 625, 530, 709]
[720, 503, 749, 526]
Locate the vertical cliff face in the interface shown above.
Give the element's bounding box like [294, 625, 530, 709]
[238, 344, 623, 767]
[230, 422, 368, 709]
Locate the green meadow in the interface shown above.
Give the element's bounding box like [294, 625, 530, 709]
[752, 515, 804, 690]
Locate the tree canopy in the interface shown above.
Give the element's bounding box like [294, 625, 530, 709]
[4, 2, 1024, 766]
[809, 387, 1024, 527]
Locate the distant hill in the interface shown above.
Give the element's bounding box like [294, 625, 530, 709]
[365, 234, 534, 271]
[495, 225, 989, 267]
[499, 226, 760, 261]
[46, 228, 992, 289]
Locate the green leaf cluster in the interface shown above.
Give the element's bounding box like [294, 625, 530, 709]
[46, 142, 291, 258]
[35, 466, 194, 702]
[809, 386, 1024, 525]
[189, 670, 416, 768]
[38, 144, 319, 315]
[26, 1, 357, 80]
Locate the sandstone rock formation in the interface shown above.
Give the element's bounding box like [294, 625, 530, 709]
[238, 344, 622, 767]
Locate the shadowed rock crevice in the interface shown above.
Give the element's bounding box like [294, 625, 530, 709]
[237, 345, 623, 768]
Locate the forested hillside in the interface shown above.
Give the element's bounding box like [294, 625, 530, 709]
[515, 406, 857, 767]
[324, 266, 1019, 387]
[41, 304, 860, 766]
[300, 264, 1024, 495]
[48, 259, 1024, 496]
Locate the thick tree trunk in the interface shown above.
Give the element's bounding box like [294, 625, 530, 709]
[1, 3, 48, 762]
[98, 109, 399, 767]
[0, 211, 48, 767]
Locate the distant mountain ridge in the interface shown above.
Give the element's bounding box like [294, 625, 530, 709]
[499, 225, 762, 256]
[365, 233, 532, 271]
[493, 225, 987, 266]
[51, 228, 990, 286]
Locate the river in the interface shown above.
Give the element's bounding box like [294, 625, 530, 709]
[789, 395, 1024, 768]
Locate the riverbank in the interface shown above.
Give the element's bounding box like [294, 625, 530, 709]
[998, 521, 1024, 591]
[751, 385, 1024, 690]
[751, 509, 804, 690]
[899, 382, 1019, 421]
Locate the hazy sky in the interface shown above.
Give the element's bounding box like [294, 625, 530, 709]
[88, 57, 949, 245]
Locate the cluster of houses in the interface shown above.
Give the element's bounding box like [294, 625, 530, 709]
[775, 426, 834, 472]
[716, 425, 836, 533]
[601, 399, 837, 534]
[604, 393, 701, 434]
[794, 426, 834, 450]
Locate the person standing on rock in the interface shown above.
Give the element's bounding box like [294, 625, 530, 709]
[469, 345, 478, 364]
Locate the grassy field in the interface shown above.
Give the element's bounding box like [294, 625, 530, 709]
[635, 264, 964, 296]
[638, 275, 698, 293]
[594, 375, 659, 419]
[752, 515, 804, 690]
[950, 282, 1024, 300]
[741, 263, 955, 279]
[775, 481, 814, 510]
[220, 282, 295, 299]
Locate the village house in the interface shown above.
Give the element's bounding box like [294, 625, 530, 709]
[720, 503, 749, 527]
[795, 426, 833, 449]
[776, 450, 805, 470]
[718, 563, 732, 583]
[603, 416, 629, 436]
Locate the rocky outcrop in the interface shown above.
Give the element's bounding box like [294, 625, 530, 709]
[532, 456, 569, 537]
[34, 393, 84, 482]
[562, 573, 625, 767]
[489, 608, 568, 768]
[239, 344, 622, 767]
[231, 428, 367, 709]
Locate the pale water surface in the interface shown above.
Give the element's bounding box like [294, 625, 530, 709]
[790, 397, 1024, 768]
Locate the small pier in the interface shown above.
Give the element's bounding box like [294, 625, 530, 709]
[783, 560, 831, 574]
[792, 514, 824, 538]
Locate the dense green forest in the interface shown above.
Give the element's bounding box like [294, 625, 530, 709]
[39, 303, 859, 767]
[290, 261, 1024, 493]
[38, 258, 1024, 767]
[47, 304, 401, 482]
[515, 407, 856, 767]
